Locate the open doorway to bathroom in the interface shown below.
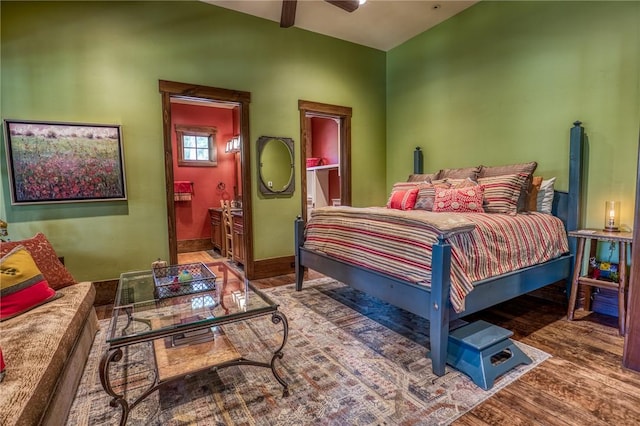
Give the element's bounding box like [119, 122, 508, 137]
[159, 80, 254, 278]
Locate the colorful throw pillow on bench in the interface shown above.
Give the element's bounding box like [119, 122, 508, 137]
[0, 245, 60, 321]
[0, 233, 76, 290]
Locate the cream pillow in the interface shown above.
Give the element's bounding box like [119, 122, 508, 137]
[537, 177, 556, 214]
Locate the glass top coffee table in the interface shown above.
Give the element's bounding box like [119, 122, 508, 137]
[100, 262, 289, 426]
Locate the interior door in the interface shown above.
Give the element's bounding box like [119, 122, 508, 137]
[298, 100, 352, 222]
[159, 80, 254, 277]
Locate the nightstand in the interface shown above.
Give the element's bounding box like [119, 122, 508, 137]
[567, 229, 633, 335]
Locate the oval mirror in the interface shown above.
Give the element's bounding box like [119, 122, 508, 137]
[258, 136, 295, 196]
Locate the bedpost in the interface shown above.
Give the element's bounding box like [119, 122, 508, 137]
[294, 216, 305, 291]
[564, 120, 585, 296]
[414, 147, 423, 174]
[567, 121, 584, 235]
[429, 235, 451, 376]
[567, 121, 585, 259]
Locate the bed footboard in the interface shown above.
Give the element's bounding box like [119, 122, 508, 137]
[294, 215, 454, 376]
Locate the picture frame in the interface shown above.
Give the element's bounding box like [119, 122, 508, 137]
[3, 119, 127, 205]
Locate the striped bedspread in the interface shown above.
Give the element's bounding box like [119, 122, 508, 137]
[304, 206, 569, 313]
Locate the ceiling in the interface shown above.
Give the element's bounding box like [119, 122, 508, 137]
[204, 0, 478, 51]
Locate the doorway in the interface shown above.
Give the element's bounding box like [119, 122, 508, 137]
[159, 80, 254, 278]
[298, 100, 352, 221]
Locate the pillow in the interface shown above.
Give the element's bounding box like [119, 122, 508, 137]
[479, 162, 538, 178]
[478, 173, 528, 215]
[433, 186, 485, 213]
[0, 233, 76, 290]
[390, 182, 420, 191]
[444, 177, 479, 188]
[407, 172, 439, 183]
[537, 177, 556, 214]
[527, 176, 544, 212]
[387, 187, 419, 210]
[0, 246, 59, 321]
[437, 166, 481, 181]
[479, 162, 538, 212]
[414, 181, 451, 210]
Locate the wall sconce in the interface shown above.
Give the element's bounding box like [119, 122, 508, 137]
[604, 200, 621, 232]
[225, 136, 241, 154]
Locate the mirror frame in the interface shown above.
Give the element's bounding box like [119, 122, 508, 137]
[257, 136, 295, 196]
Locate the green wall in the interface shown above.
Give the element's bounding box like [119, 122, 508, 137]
[387, 1, 640, 230]
[4, 1, 639, 283]
[0, 1, 387, 281]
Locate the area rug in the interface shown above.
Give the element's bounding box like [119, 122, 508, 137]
[66, 277, 550, 425]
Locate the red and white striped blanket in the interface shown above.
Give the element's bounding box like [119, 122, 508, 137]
[304, 206, 569, 312]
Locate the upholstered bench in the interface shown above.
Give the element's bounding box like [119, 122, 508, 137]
[0, 233, 99, 425]
[0, 282, 98, 425]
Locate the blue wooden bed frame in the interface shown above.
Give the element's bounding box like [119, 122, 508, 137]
[295, 121, 585, 377]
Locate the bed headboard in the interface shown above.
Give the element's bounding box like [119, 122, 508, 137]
[412, 121, 584, 232]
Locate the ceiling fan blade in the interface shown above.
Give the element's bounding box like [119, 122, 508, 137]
[280, 0, 297, 28]
[325, 0, 360, 13]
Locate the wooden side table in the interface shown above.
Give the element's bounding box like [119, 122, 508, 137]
[567, 229, 633, 335]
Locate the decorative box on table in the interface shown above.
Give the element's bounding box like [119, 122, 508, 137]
[152, 262, 217, 300]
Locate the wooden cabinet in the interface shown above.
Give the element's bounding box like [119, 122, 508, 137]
[232, 214, 245, 266]
[209, 209, 223, 256]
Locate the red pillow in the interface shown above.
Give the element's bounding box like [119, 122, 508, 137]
[433, 186, 485, 213]
[387, 188, 419, 210]
[0, 233, 76, 290]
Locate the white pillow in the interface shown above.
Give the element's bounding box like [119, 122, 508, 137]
[537, 177, 556, 214]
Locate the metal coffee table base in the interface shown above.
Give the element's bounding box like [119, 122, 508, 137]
[99, 311, 289, 426]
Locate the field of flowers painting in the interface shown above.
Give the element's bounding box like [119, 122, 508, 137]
[6, 121, 126, 204]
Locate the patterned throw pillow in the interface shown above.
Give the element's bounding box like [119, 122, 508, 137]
[479, 162, 538, 212]
[414, 182, 450, 210]
[433, 186, 485, 213]
[415, 179, 478, 211]
[0, 246, 59, 321]
[387, 187, 419, 210]
[0, 233, 76, 290]
[478, 173, 528, 215]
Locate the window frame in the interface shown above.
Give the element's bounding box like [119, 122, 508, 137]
[175, 124, 217, 167]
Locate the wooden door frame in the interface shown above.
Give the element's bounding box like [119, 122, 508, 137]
[159, 80, 255, 278]
[298, 100, 352, 221]
[623, 132, 640, 370]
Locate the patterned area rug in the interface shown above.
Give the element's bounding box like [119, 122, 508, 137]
[67, 278, 550, 425]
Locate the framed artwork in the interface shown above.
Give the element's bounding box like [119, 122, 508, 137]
[3, 119, 127, 205]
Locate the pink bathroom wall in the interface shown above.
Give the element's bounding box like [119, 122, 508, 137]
[172, 103, 236, 241]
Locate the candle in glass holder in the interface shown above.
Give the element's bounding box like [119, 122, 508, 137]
[603, 201, 620, 232]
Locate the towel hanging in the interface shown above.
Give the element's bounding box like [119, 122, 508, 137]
[174, 181, 193, 201]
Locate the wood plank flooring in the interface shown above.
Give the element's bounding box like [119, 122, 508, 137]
[95, 251, 640, 424]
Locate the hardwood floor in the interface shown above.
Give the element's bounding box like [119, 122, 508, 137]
[96, 251, 640, 424]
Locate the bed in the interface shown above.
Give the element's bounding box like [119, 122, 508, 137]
[294, 121, 585, 377]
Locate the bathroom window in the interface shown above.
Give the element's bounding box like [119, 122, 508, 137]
[175, 125, 217, 167]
